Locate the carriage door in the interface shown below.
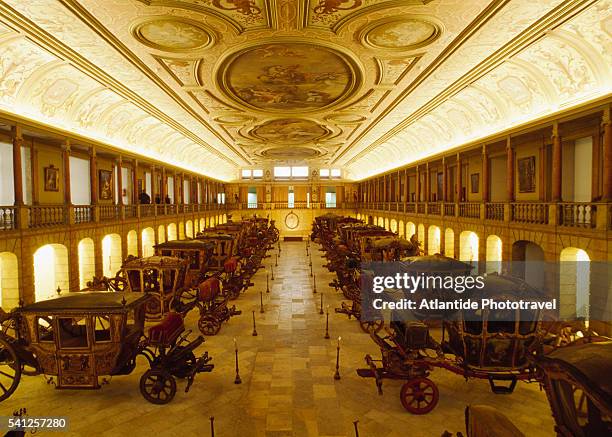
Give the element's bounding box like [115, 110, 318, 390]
[56, 316, 98, 389]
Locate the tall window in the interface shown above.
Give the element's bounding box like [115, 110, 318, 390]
[217, 192, 225, 204]
[248, 187, 257, 208]
[325, 187, 336, 208]
[291, 166, 308, 178]
[274, 166, 291, 178]
[288, 187, 294, 208]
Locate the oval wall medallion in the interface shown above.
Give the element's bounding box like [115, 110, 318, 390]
[285, 211, 299, 229]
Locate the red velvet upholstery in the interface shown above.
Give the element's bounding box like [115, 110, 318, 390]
[224, 257, 239, 273]
[148, 312, 184, 345]
[199, 277, 220, 301]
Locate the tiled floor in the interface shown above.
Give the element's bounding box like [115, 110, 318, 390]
[3, 242, 555, 436]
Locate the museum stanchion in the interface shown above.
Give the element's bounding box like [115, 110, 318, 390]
[252, 310, 257, 336]
[234, 338, 241, 385]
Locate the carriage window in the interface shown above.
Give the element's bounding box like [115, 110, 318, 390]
[220, 242, 227, 256]
[127, 270, 142, 291]
[162, 269, 177, 291]
[37, 316, 55, 342]
[142, 268, 159, 292]
[161, 249, 172, 257]
[93, 315, 111, 342]
[191, 252, 200, 270]
[58, 317, 88, 348]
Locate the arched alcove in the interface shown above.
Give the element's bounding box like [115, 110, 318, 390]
[77, 238, 95, 289]
[33, 244, 69, 302]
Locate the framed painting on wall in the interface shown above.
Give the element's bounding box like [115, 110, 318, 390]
[99, 169, 113, 200]
[470, 173, 479, 193]
[44, 165, 59, 191]
[518, 156, 536, 193]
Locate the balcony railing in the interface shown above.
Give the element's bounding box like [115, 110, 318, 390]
[485, 203, 504, 221]
[444, 203, 455, 216]
[427, 202, 441, 215]
[511, 203, 549, 225]
[559, 203, 595, 228]
[417, 203, 425, 214]
[28, 205, 65, 228]
[74, 205, 93, 224]
[140, 204, 154, 218]
[0, 206, 16, 230]
[459, 202, 480, 219]
[100, 204, 121, 221]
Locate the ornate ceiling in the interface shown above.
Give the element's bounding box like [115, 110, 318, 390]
[0, 0, 609, 181]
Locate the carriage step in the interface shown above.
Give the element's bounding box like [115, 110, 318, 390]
[356, 369, 375, 378]
[487, 376, 517, 394]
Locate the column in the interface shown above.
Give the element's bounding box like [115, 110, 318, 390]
[425, 163, 430, 202]
[174, 171, 179, 204]
[132, 158, 139, 204]
[11, 126, 24, 206]
[116, 156, 123, 205]
[90, 146, 98, 205]
[482, 145, 489, 203]
[442, 157, 448, 202]
[506, 138, 514, 202]
[603, 109, 612, 201]
[415, 165, 420, 203]
[62, 141, 72, 205]
[551, 123, 562, 202]
[455, 153, 462, 203]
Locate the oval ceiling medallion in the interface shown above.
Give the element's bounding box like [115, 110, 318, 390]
[362, 18, 441, 51]
[133, 18, 214, 52]
[214, 114, 254, 124]
[260, 146, 322, 160]
[325, 113, 367, 124]
[219, 41, 360, 113]
[251, 118, 329, 145]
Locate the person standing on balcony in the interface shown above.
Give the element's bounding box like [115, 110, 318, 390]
[139, 189, 150, 204]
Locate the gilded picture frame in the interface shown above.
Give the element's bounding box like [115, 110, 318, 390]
[44, 165, 59, 192]
[99, 169, 113, 200]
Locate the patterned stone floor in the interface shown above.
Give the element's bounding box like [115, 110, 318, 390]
[3, 242, 556, 436]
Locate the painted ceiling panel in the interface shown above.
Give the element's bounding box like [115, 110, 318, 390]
[0, 0, 608, 181]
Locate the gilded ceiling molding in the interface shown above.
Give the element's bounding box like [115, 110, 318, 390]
[339, 0, 599, 170]
[358, 16, 442, 52]
[131, 16, 217, 52]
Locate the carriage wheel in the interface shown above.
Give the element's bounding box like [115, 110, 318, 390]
[139, 369, 176, 405]
[359, 319, 384, 334]
[399, 377, 439, 414]
[198, 316, 221, 336]
[271, 228, 280, 243]
[170, 287, 198, 314]
[0, 336, 21, 402]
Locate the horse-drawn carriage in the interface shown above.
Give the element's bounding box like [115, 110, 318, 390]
[0, 292, 213, 404]
[154, 240, 216, 285]
[357, 271, 550, 415]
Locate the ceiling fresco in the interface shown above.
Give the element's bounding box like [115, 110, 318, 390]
[0, 0, 609, 181]
[220, 42, 357, 113]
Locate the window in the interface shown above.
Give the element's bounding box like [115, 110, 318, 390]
[241, 169, 252, 179]
[93, 316, 111, 342]
[288, 187, 294, 208]
[331, 169, 341, 178]
[274, 166, 291, 178]
[37, 316, 54, 342]
[319, 168, 340, 178]
[325, 187, 336, 208]
[320, 169, 330, 177]
[217, 193, 225, 204]
[291, 166, 308, 178]
[58, 317, 88, 348]
[248, 186, 257, 208]
[253, 169, 263, 178]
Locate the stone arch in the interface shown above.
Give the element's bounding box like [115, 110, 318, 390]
[33, 244, 69, 302]
[459, 231, 479, 262]
[445, 228, 454, 258]
[559, 247, 590, 320]
[127, 230, 138, 256]
[167, 223, 177, 241]
[77, 238, 95, 289]
[428, 225, 441, 255]
[486, 235, 503, 274]
[0, 252, 19, 309]
[142, 227, 155, 257]
[101, 234, 122, 278]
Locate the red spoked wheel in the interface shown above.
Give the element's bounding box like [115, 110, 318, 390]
[399, 377, 439, 414]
